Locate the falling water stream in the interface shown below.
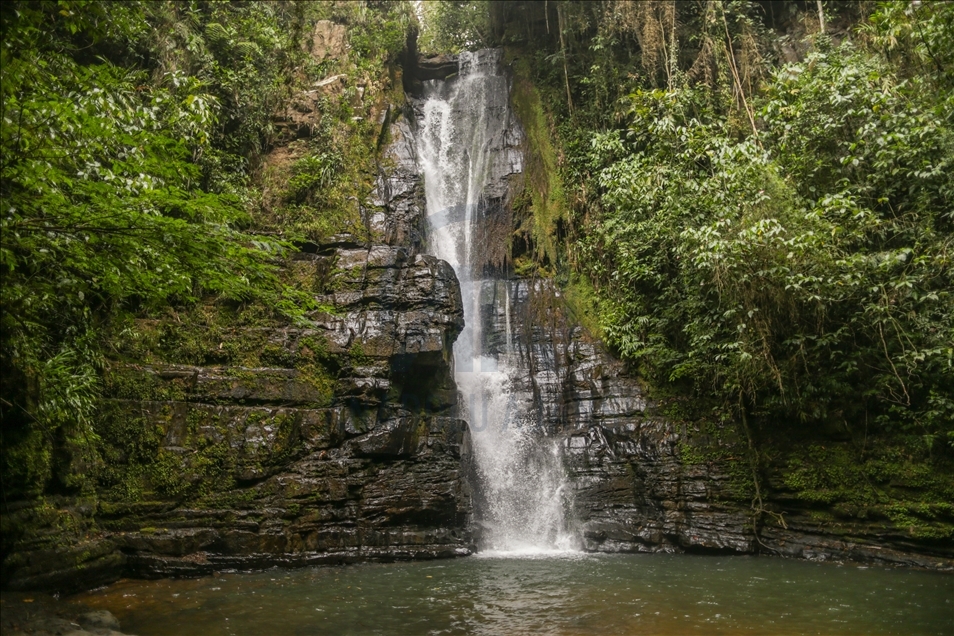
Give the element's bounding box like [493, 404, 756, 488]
[416, 49, 573, 553]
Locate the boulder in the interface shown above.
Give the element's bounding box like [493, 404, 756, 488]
[78, 610, 121, 632]
[306, 20, 347, 61]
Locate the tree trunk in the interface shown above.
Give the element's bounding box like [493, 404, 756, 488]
[557, 2, 573, 113]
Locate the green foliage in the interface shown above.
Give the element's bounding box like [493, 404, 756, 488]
[495, 0, 954, 542]
[418, 0, 492, 54]
[510, 59, 568, 272]
[586, 87, 814, 404]
[561, 274, 603, 339]
[94, 403, 237, 503]
[0, 424, 53, 500]
[1, 0, 411, 501]
[348, 341, 373, 367]
[866, 0, 954, 93]
[287, 152, 343, 203]
[0, 24, 277, 488]
[295, 334, 338, 408]
[345, 0, 415, 64]
[774, 437, 954, 540]
[261, 139, 368, 244]
[580, 34, 953, 444]
[256, 4, 414, 245]
[761, 43, 953, 216]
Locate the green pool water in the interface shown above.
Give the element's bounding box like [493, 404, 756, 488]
[73, 552, 953, 635]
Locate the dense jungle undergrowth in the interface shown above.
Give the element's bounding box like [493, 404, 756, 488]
[424, 0, 954, 543]
[0, 0, 411, 503]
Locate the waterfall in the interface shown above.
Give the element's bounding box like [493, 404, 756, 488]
[416, 50, 575, 553]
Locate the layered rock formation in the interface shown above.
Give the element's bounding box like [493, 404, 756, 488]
[1, 93, 476, 593]
[103, 242, 473, 581]
[478, 278, 953, 569]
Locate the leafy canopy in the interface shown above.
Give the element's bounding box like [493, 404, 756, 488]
[583, 31, 953, 441]
[0, 0, 318, 496]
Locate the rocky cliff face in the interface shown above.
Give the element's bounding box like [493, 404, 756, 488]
[1, 97, 476, 593]
[104, 242, 473, 581]
[480, 279, 953, 569]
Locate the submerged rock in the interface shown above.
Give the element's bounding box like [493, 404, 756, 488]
[0, 593, 131, 636]
[78, 610, 120, 632]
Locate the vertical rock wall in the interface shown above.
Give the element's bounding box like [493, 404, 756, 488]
[480, 279, 953, 568]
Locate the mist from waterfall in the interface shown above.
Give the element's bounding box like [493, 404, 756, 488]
[416, 50, 575, 554]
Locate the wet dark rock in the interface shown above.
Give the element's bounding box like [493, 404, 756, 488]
[368, 113, 428, 252]
[403, 54, 460, 94]
[416, 54, 459, 81]
[312, 247, 464, 362]
[0, 592, 132, 636]
[78, 611, 120, 632]
[1, 536, 125, 595]
[481, 278, 954, 569]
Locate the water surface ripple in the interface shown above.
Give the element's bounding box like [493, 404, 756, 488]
[73, 554, 953, 635]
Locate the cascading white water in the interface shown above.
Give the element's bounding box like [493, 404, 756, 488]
[416, 50, 574, 553]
